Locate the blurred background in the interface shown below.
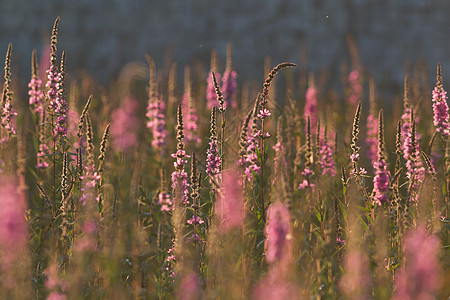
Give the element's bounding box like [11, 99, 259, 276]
[1, 0, 450, 93]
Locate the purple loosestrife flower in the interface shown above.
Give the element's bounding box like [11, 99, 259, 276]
[216, 169, 245, 231]
[319, 126, 336, 176]
[182, 66, 201, 144]
[257, 108, 271, 119]
[252, 271, 298, 300]
[1, 43, 17, 140]
[366, 112, 378, 166]
[206, 71, 221, 109]
[244, 103, 261, 181]
[0, 176, 27, 278]
[221, 70, 237, 109]
[394, 226, 441, 300]
[53, 51, 68, 138]
[432, 63, 450, 136]
[36, 143, 51, 169]
[182, 93, 201, 144]
[145, 57, 168, 150]
[403, 112, 425, 201]
[339, 249, 372, 299]
[79, 164, 101, 204]
[28, 51, 44, 116]
[372, 110, 390, 205]
[265, 202, 291, 265]
[110, 97, 139, 151]
[146, 96, 168, 150]
[304, 76, 318, 130]
[171, 150, 190, 205]
[177, 272, 200, 300]
[348, 70, 362, 106]
[158, 192, 173, 212]
[171, 106, 190, 205]
[206, 107, 221, 182]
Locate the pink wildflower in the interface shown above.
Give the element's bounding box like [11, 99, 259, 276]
[339, 249, 372, 299]
[221, 70, 237, 109]
[432, 63, 450, 136]
[394, 226, 441, 300]
[0, 175, 27, 281]
[265, 202, 291, 265]
[178, 272, 200, 300]
[304, 85, 318, 130]
[366, 112, 378, 166]
[110, 97, 139, 151]
[146, 96, 168, 150]
[206, 72, 221, 109]
[216, 169, 245, 231]
[348, 70, 362, 106]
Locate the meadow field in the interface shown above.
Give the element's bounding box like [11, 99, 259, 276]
[0, 17, 448, 299]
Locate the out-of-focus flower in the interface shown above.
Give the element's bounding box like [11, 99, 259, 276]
[0, 175, 27, 285]
[348, 70, 362, 106]
[216, 169, 245, 231]
[110, 97, 139, 151]
[339, 249, 372, 299]
[265, 202, 291, 265]
[221, 70, 237, 109]
[394, 226, 441, 300]
[178, 272, 200, 300]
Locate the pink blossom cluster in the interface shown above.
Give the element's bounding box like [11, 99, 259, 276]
[298, 168, 315, 190]
[182, 94, 201, 144]
[36, 143, 50, 169]
[366, 113, 378, 166]
[265, 202, 291, 265]
[221, 70, 237, 109]
[319, 136, 336, 176]
[110, 97, 139, 151]
[206, 138, 221, 181]
[146, 96, 168, 150]
[244, 133, 260, 181]
[158, 192, 173, 212]
[53, 85, 68, 138]
[28, 77, 44, 116]
[304, 86, 317, 130]
[253, 202, 296, 299]
[372, 160, 390, 205]
[339, 249, 372, 299]
[0, 176, 27, 280]
[272, 141, 287, 183]
[216, 170, 245, 231]
[394, 226, 441, 300]
[1, 99, 17, 137]
[206, 72, 221, 109]
[46, 64, 61, 114]
[171, 149, 190, 205]
[348, 70, 362, 106]
[432, 70, 450, 136]
[79, 164, 101, 204]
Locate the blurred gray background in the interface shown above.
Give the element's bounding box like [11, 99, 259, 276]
[1, 0, 450, 90]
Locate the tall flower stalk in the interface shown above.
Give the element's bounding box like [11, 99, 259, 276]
[431, 63, 450, 137]
[366, 76, 378, 167]
[258, 62, 296, 221]
[145, 55, 168, 153]
[182, 66, 201, 145]
[28, 49, 44, 119]
[206, 106, 221, 186]
[206, 50, 220, 109]
[221, 44, 237, 109]
[372, 110, 390, 206]
[1, 43, 16, 143]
